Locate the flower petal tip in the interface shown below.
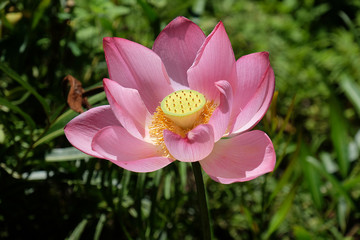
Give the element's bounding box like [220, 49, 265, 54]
[164, 124, 215, 162]
[200, 130, 276, 184]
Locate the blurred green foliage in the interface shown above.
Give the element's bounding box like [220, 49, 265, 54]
[1, 0, 360, 239]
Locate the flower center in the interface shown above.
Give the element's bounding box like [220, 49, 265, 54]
[160, 90, 206, 129]
[149, 89, 217, 159]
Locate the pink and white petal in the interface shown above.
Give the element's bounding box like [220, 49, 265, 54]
[200, 130, 275, 184]
[92, 125, 173, 172]
[230, 66, 275, 135]
[153, 16, 205, 90]
[188, 21, 237, 101]
[229, 52, 272, 131]
[103, 78, 151, 140]
[235, 52, 272, 108]
[103, 37, 174, 113]
[103, 38, 137, 89]
[208, 80, 233, 142]
[163, 124, 214, 162]
[64, 105, 120, 158]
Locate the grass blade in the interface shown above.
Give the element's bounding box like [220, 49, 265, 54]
[94, 214, 106, 240]
[67, 218, 88, 240]
[264, 178, 299, 239]
[0, 62, 50, 115]
[45, 147, 91, 162]
[0, 97, 36, 129]
[340, 75, 360, 117]
[299, 142, 323, 209]
[32, 0, 51, 29]
[308, 156, 355, 233]
[329, 94, 349, 178]
[306, 157, 354, 208]
[33, 92, 106, 147]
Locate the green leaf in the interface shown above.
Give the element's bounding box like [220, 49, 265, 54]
[340, 75, 360, 117]
[0, 125, 5, 144]
[329, 93, 349, 178]
[264, 178, 299, 239]
[192, 0, 206, 16]
[136, 0, 158, 23]
[293, 225, 313, 240]
[0, 62, 50, 115]
[32, 0, 51, 29]
[275, 94, 296, 141]
[67, 218, 88, 240]
[0, 1, 9, 11]
[164, 173, 172, 200]
[94, 214, 106, 240]
[33, 92, 106, 148]
[241, 204, 256, 233]
[178, 161, 187, 192]
[268, 147, 297, 204]
[68, 41, 82, 57]
[45, 147, 91, 162]
[306, 157, 354, 208]
[0, 97, 36, 129]
[119, 170, 131, 199]
[299, 142, 323, 209]
[33, 109, 78, 148]
[339, 11, 360, 47]
[337, 197, 348, 233]
[343, 174, 360, 190]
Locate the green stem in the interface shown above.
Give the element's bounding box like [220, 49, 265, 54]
[191, 161, 212, 240]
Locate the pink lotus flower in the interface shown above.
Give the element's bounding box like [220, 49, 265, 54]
[65, 17, 276, 184]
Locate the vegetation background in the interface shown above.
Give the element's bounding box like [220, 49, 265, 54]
[1, 0, 360, 239]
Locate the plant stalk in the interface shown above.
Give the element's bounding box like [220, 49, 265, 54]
[191, 161, 212, 240]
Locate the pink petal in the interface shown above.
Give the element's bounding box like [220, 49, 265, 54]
[208, 80, 233, 142]
[163, 124, 214, 162]
[103, 78, 151, 140]
[92, 125, 173, 172]
[236, 52, 271, 107]
[103, 37, 174, 113]
[231, 53, 275, 134]
[64, 105, 120, 158]
[187, 21, 237, 101]
[200, 130, 275, 184]
[111, 157, 174, 173]
[153, 16, 205, 90]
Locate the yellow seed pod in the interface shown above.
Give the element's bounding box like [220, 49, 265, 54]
[161, 90, 206, 129]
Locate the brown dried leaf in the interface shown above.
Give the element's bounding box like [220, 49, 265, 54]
[62, 75, 90, 113]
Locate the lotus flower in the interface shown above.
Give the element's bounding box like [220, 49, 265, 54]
[65, 17, 276, 184]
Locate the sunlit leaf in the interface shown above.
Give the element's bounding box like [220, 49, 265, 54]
[45, 147, 91, 162]
[340, 75, 360, 117]
[0, 1, 9, 10]
[337, 197, 348, 233]
[67, 218, 88, 240]
[94, 214, 106, 240]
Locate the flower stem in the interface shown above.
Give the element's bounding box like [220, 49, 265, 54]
[191, 161, 212, 240]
